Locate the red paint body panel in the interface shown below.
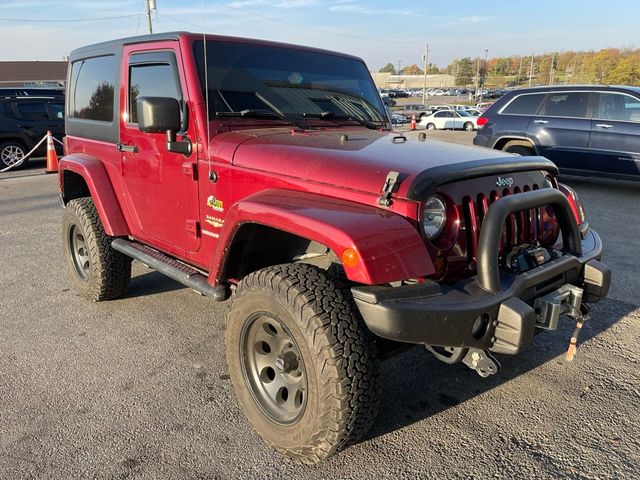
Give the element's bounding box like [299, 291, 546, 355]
[207, 190, 433, 285]
[59, 153, 130, 236]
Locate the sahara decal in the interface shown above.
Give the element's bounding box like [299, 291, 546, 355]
[205, 215, 224, 228]
[206, 195, 224, 212]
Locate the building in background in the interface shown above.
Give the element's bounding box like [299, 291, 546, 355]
[0, 61, 67, 88]
[370, 72, 455, 89]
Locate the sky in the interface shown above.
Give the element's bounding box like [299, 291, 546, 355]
[0, 0, 638, 70]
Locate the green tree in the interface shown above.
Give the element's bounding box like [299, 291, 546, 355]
[455, 57, 474, 86]
[379, 63, 396, 74]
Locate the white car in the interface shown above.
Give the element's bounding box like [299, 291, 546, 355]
[419, 110, 478, 131]
[464, 108, 483, 116]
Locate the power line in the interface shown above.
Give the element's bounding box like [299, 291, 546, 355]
[0, 13, 144, 23]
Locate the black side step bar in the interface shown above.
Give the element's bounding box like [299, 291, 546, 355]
[111, 238, 229, 301]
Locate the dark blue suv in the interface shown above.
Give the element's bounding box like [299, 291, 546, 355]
[473, 85, 640, 179]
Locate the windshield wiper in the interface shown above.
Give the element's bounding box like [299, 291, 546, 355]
[302, 111, 382, 130]
[215, 109, 283, 119]
[216, 109, 309, 130]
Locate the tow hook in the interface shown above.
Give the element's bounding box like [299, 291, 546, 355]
[566, 303, 591, 362]
[462, 348, 501, 377]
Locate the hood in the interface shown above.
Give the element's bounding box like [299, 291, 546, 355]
[210, 128, 555, 199]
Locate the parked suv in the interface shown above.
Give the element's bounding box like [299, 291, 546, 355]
[59, 32, 609, 463]
[0, 92, 64, 168]
[474, 85, 640, 178]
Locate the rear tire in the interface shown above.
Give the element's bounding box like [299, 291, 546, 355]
[62, 197, 131, 301]
[426, 123, 436, 131]
[226, 263, 380, 464]
[0, 141, 27, 170]
[504, 144, 535, 156]
[463, 121, 474, 131]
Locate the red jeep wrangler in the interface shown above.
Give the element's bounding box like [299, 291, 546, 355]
[59, 32, 610, 463]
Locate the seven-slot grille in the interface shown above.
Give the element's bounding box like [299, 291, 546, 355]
[461, 183, 548, 266]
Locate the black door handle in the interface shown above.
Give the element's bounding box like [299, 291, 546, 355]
[116, 143, 138, 153]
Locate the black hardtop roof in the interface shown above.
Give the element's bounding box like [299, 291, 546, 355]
[68, 31, 363, 63]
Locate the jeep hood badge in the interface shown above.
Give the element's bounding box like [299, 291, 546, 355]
[496, 176, 514, 187]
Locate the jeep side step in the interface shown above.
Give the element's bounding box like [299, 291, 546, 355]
[111, 238, 229, 301]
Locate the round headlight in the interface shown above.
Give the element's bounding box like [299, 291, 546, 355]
[423, 196, 447, 239]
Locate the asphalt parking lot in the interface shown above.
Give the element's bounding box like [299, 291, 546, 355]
[1, 145, 639, 479]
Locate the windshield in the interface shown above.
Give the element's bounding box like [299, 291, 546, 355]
[193, 40, 387, 126]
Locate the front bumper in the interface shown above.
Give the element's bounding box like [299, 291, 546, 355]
[352, 190, 611, 355]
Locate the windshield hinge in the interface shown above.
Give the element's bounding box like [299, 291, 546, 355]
[378, 171, 400, 207]
[182, 161, 198, 181]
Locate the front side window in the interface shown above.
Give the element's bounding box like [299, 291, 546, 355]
[48, 102, 64, 120]
[543, 92, 589, 118]
[501, 93, 545, 115]
[597, 92, 640, 122]
[69, 55, 116, 122]
[128, 62, 182, 124]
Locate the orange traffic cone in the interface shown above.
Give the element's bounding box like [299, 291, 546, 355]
[410, 113, 417, 131]
[45, 130, 59, 174]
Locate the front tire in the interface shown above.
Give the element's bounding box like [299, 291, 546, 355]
[504, 144, 535, 156]
[463, 121, 474, 131]
[62, 197, 131, 301]
[226, 263, 380, 464]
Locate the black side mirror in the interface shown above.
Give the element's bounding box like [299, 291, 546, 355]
[137, 96, 181, 133]
[137, 96, 191, 156]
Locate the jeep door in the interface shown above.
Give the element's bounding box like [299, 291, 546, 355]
[119, 45, 201, 254]
[526, 91, 592, 171]
[589, 91, 640, 176]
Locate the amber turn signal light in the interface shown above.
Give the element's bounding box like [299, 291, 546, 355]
[341, 248, 359, 267]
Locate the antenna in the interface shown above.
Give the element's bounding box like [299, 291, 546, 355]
[202, 0, 216, 182]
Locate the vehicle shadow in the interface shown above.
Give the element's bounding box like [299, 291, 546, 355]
[361, 296, 635, 442]
[122, 270, 186, 299]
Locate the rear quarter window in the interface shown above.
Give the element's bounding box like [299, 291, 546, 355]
[501, 93, 545, 115]
[68, 55, 116, 122]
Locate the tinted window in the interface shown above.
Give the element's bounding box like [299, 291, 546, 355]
[128, 63, 181, 124]
[543, 92, 589, 118]
[69, 55, 116, 122]
[48, 102, 64, 120]
[16, 102, 48, 120]
[502, 93, 545, 115]
[597, 92, 640, 122]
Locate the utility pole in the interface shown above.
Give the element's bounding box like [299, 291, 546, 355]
[475, 57, 480, 100]
[397, 60, 402, 75]
[422, 44, 429, 105]
[482, 49, 488, 96]
[528, 53, 534, 86]
[517, 56, 523, 85]
[549, 51, 556, 85]
[146, 0, 156, 34]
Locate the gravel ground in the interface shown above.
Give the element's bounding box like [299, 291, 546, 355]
[1, 153, 638, 479]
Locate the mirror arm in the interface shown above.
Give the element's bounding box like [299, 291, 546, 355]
[166, 130, 192, 156]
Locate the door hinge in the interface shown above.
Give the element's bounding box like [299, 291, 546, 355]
[186, 219, 201, 238]
[182, 161, 198, 181]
